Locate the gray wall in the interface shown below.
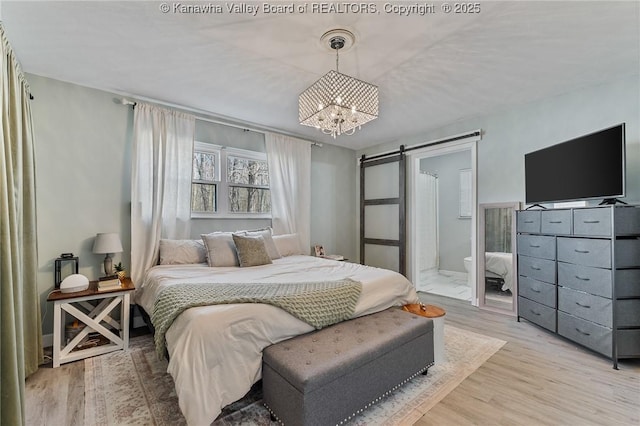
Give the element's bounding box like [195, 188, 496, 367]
[311, 143, 357, 258]
[356, 76, 639, 281]
[359, 76, 640, 206]
[29, 74, 133, 336]
[28, 74, 357, 335]
[420, 151, 471, 272]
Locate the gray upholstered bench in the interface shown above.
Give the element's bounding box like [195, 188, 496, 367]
[262, 308, 434, 425]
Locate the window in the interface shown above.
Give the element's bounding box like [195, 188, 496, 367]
[191, 146, 219, 214]
[227, 154, 271, 213]
[191, 142, 271, 217]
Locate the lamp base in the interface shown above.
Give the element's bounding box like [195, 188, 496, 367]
[103, 253, 114, 277]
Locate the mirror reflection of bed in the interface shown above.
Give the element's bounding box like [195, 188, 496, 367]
[478, 203, 519, 314]
[469, 252, 513, 310]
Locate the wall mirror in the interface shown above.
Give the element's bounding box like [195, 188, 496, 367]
[478, 202, 519, 315]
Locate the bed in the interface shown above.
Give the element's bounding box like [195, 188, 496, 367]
[464, 252, 514, 292]
[135, 254, 419, 425]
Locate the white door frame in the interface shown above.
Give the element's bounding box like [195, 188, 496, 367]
[407, 136, 479, 306]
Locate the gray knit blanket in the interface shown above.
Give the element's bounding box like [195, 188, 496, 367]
[151, 279, 362, 357]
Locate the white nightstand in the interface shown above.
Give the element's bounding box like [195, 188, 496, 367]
[47, 277, 135, 368]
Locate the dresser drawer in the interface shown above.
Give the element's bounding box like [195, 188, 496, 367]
[558, 287, 612, 327]
[517, 235, 556, 260]
[519, 297, 556, 332]
[519, 276, 556, 308]
[557, 262, 612, 298]
[615, 239, 640, 268]
[518, 255, 556, 284]
[558, 312, 611, 357]
[557, 238, 611, 268]
[573, 208, 612, 236]
[517, 211, 540, 233]
[616, 269, 640, 298]
[613, 207, 640, 235]
[617, 300, 640, 328]
[541, 210, 571, 235]
[618, 330, 640, 357]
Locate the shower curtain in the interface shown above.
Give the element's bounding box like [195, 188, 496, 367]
[417, 172, 438, 290]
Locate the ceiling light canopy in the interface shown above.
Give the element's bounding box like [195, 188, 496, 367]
[299, 29, 379, 139]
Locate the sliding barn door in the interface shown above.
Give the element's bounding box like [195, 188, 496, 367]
[360, 147, 406, 275]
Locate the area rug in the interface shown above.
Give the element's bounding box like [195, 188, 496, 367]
[85, 325, 505, 425]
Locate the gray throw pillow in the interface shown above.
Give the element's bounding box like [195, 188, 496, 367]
[232, 234, 273, 267]
[242, 228, 281, 260]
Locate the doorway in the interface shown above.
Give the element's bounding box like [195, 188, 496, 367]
[408, 139, 478, 305]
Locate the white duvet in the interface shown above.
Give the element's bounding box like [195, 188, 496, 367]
[485, 252, 514, 292]
[136, 255, 418, 425]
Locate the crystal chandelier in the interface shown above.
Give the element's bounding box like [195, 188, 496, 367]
[299, 30, 379, 139]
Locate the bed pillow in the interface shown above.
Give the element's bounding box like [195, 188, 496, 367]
[272, 233, 304, 257]
[242, 227, 281, 260]
[158, 239, 207, 265]
[201, 232, 239, 267]
[232, 234, 273, 267]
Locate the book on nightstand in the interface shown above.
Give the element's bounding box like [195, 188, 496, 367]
[98, 276, 121, 291]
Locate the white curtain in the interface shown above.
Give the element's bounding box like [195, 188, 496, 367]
[417, 172, 438, 273]
[131, 103, 195, 286]
[265, 133, 311, 254]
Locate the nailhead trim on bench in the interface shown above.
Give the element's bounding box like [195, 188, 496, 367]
[263, 361, 434, 425]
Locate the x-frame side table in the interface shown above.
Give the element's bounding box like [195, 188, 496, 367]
[47, 277, 135, 368]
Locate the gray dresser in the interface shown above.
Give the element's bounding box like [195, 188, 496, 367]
[516, 205, 640, 368]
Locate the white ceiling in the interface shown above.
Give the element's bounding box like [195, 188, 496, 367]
[3, 1, 639, 150]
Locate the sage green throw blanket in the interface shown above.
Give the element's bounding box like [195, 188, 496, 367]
[151, 280, 362, 357]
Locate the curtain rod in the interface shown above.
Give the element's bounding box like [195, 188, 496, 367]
[118, 97, 322, 147]
[360, 130, 481, 163]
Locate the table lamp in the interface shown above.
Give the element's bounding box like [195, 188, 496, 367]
[92, 232, 123, 277]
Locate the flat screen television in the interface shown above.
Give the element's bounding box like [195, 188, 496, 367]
[525, 123, 625, 205]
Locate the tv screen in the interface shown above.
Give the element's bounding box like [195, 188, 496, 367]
[525, 124, 625, 204]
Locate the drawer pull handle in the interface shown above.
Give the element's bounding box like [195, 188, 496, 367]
[530, 310, 541, 316]
[530, 266, 541, 271]
[529, 244, 541, 248]
[583, 220, 600, 224]
[524, 220, 534, 223]
[575, 275, 590, 281]
[549, 220, 563, 224]
[574, 249, 590, 254]
[531, 289, 541, 293]
[575, 302, 591, 309]
[575, 328, 591, 336]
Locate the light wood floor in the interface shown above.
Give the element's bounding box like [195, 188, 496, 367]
[26, 295, 639, 425]
[416, 293, 640, 426]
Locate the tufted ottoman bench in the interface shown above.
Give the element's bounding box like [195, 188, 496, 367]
[262, 308, 434, 425]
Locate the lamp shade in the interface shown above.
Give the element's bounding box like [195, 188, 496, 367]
[92, 233, 123, 254]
